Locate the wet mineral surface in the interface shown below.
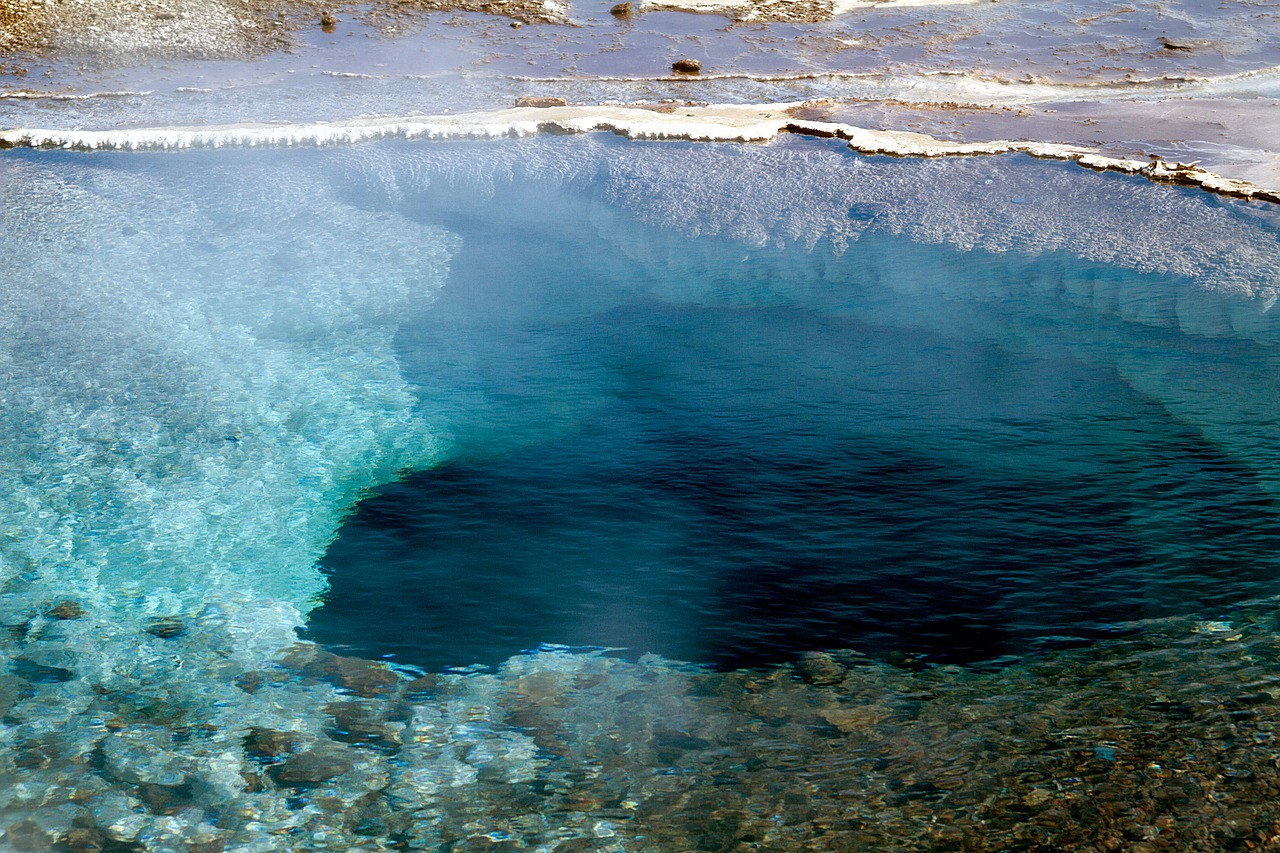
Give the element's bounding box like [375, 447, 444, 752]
[1, 0, 1277, 194]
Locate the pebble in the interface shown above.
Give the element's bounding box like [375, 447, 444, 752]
[671, 58, 701, 74]
[233, 670, 267, 693]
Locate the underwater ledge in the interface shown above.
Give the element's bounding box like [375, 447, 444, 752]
[2, 134, 1280, 852]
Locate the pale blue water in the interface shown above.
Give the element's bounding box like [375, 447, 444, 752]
[307, 139, 1280, 670]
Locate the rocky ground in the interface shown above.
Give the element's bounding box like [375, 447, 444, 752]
[0, 0, 573, 63]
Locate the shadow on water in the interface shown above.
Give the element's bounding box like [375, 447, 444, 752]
[309, 163, 1280, 672]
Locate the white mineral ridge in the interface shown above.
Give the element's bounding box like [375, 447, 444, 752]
[4, 102, 1275, 203]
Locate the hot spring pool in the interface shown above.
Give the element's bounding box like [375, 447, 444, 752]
[2, 134, 1280, 850]
[313, 148, 1280, 671]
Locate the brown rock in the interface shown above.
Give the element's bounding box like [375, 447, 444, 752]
[48, 600, 85, 620]
[0, 674, 35, 717]
[820, 705, 889, 733]
[401, 675, 437, 699]
[241, 769, 265, 793]
[331, 656, 399, 697]
[515, 96, 568, 108]
[277, 644, 399, 697]
[188, 835, 226, 853]
[273, 741, 358, 785]
[652, 729, 712, 764]
[610, 2, 633, 16]
[143, 616, 185, 639]
[233, 670, 266, 694]
[64, 827, 106, 853]
[3, 819, 54, 851]
[672, 58, 701, 74]
[137, 782, 193, 815]
[320, 12, 338, 29]
[325, 700, 401, 746]
[244, 727, 300, 758]
[13, 738, 59, 769]
[277, 643, 323, 672]
[345, 790, 392, 836]
[796, 651, 846, 686]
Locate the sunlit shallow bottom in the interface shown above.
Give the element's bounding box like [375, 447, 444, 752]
[2, 136, 1280, 851]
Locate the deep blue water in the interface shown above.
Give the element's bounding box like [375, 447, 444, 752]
[310, 160, 1280, 671]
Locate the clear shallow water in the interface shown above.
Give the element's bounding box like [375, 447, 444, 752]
[310, 155, 1280, 670]
[3, 136, 1280, 851]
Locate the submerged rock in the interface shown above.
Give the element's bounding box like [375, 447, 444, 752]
[2, 818, 55, 851]
[325, 699, 405, 748]
[796, 651, 847, 686]
[273, 741, 360, 784]
[47, 600, 85, 620]
[243, 727, 301, 759]
[143, 616, 186, 639]
[9, 658, 74, 683]
[277, 643, 401, 697]
[101, 726, 193, 786]
[0, 674, 35, 717]
[62, 827, 107, 853]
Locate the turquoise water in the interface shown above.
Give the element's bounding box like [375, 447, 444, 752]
[3, 136, 1280, 850]
[309, 150, 1280, 670]
[3, 134, 1278, 659]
